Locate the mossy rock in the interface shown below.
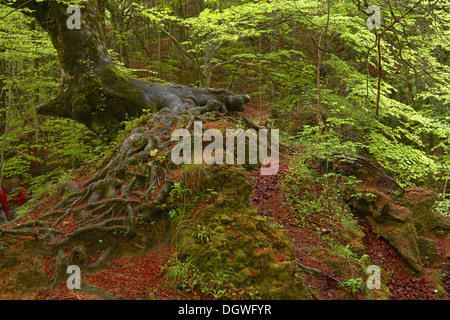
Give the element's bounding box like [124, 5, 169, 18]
[403, 188, 436, 234]
[344, 187, 390, 219]
[428, 270, 447, 299]
[417, 236, 440, 263]
[176, 166, 311, 299]
[368, 217, 424, 275]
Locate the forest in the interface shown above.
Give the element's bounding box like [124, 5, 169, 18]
[0, 0, 449, 302]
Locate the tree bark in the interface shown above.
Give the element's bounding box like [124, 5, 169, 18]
[2, 0, 249, 139]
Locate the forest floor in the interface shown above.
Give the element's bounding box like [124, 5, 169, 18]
[1, 105, 449, 300]
[251, 163, 450, 300]
[1, 158, 448, 300]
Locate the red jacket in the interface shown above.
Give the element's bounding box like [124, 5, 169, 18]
[0, 188, 9, 220]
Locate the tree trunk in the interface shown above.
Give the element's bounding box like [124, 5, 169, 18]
[3, 0, 249, 139]
[201, 33, 220, 88]
[106, 2, 130, 68]
[32, 57, 48, 175]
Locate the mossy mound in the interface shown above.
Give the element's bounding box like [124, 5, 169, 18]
[176, 165, 311, 299]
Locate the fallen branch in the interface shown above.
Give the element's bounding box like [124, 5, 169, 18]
[329, 151, 403, 190]
[295, 260, 342, 284]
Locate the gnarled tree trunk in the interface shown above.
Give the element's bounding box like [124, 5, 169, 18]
[3, 0, 249, 138]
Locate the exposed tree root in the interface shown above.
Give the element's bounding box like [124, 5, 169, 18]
[2, 112, 300, 246]
[0, 228, 41, 239]
[86, 246, 114, 272]
[8, 220, 52, 230]
[49, 225, 133, 250]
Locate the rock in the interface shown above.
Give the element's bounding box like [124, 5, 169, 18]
[434, 214, 450, 231]
[381, 203, 411, 222]
[417, 236, 440, 262]
[346, 187, 425, 274]
[403, 188, 436, 233]
[369, 218, 424, 275]
[428, 270, 446, 299]
[177, 166, 311, 299]
[346, 187, 412, 223]
[345, 188, 390, 218]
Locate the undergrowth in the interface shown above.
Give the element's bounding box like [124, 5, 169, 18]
[163, 253, 261, 300]
[280, 155, 364, 248]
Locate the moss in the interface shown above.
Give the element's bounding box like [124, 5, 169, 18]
[417, 236, 440, 263]
[100, 63, 131, 86]
[429, 270, 446, 299]
[175, 166, 311, 299]
[365, 271, 392, 300]
[324, 257, 349, 275]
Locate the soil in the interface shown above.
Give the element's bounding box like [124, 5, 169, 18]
[33, 243, 187, 300]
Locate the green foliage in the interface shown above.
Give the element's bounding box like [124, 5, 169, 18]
[4, 0, 447, 192]
[281, 156, 364, 247]
[204, 189, 218, 202]
[0, 3, 107, 198]
[163, 253, 261, 300]
[169, 182, 192, 203]
[167, 205, 189, 224]
[189, 224, 211, 243]
[340, 277, 364, 295]
[433, 196, 450, 218]
[5, 0, 446, 196]
[163, 254, 198, 286]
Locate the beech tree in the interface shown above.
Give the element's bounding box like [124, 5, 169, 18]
[1, 0, 250, 138]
